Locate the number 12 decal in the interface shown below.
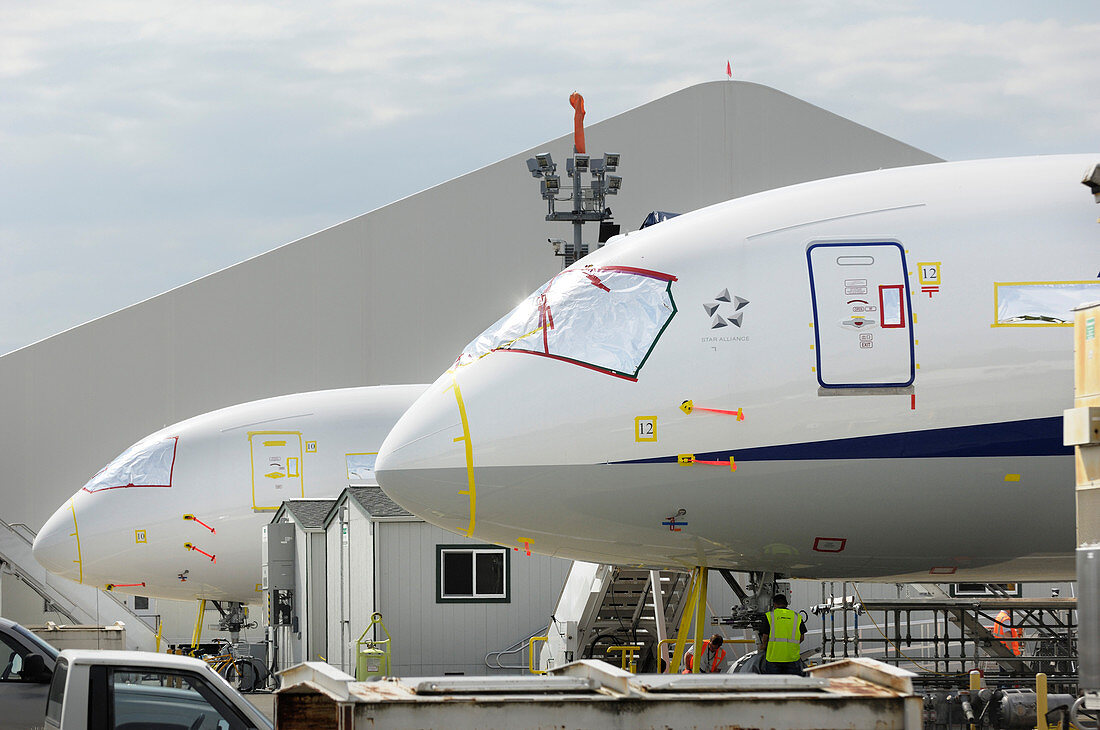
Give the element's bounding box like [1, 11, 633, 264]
[635, 416, 657, 443]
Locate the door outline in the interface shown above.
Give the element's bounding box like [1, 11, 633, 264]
[248, 430, 305, 510]
[807, 240, 915, 389]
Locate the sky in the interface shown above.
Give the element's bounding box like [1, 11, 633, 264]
[1, 1, 1098, 356]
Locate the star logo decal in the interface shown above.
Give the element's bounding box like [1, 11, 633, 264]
[703, 288, 749, 328]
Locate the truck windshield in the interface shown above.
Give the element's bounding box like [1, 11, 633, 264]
[455, 266, 677, 380]
[11, 623, 59, 660]
[82, 436, 178, 493]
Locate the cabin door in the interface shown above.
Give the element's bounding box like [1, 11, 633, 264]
[807, 242, 914, 389]
[248, 431, 305, 510]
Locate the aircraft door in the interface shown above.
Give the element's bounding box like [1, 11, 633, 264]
[248, 431, 305, 510]
[807, 242, 914, 389]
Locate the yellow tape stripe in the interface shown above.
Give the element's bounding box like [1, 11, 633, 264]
[671, 568, 699, 673]
[69, 498, 84, 584]
[450, 373, 477, 536]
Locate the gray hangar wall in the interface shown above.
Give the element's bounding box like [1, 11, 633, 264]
[0, 81, 940, 531]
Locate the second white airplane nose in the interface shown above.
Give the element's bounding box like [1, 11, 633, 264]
[375, 376, 474, 522]
[32, 500, 84, 582]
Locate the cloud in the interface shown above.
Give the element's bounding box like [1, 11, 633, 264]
[0, 0, 1097, 354]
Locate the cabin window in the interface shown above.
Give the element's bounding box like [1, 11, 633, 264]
[346, 453, 377, 483]
[82, 436, 178, 493]
[437, 545, 509, 602]
[455, 266, 677, 381]
[994, 281, 1100, 326]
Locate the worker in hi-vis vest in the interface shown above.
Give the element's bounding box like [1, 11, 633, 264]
[681, 634, 727, 673]
[760, 593, 805, 675]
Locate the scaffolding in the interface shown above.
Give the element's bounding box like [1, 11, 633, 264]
[812, 588, 1077, 691]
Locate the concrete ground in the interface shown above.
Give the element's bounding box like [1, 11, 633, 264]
[242, 692, 276, 724]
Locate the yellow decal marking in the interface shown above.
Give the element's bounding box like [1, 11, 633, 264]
[264, 471, 285, 480]
[447, 373, 478, 536]
[635, 416, 657, 442]
[135, 529, 147, 544]
[679, 400, 694, 415]
[1005, 474, 1021, 482]
[262, 440, 287, 447]
[917, 262, 941, 286]
[677, 454, 696, 465]
[69, 499, 83, 584]
[306, 441, 317, 452]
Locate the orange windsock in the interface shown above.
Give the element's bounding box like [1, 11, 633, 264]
[569, 92, 586, 153]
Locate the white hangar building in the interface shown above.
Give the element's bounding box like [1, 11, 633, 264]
[0, 81, 940, 634]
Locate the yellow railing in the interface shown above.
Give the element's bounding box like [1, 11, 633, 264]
[528, 636, 549, 674]
[608, 645, 642, 673]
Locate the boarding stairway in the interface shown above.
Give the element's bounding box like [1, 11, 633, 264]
[542, 563, 693, 673]
[0, 517, 159, 651]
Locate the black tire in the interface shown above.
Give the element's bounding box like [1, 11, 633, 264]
[225, 658, 260, 692]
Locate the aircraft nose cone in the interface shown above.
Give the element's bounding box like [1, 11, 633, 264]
[32, 500, 83, 582]
[375, 378, 470, 517]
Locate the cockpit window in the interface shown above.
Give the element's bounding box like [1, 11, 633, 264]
[82, 436, 178, 493]
[456, 266, 677, 380]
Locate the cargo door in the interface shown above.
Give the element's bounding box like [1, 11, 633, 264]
[807, 242, 914, 389]
[249, 431, 304, 510]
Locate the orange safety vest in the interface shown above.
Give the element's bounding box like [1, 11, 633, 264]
[682, 643, 727, 673]
[991, 610, 1022, 656]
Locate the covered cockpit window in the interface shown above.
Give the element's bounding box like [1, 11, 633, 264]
[82, 436, 178, 493]
[456, 266, 677, 380]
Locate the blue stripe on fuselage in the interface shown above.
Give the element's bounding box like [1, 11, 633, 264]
[614, 416, 1069, 465]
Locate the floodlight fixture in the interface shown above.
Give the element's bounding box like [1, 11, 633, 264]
[590, 158, 605, 173]
[603, 153, 620, 171]
[574, 154, 589, 172]
[606, 175, 622, 193]
[526, 157, 542, 178]
[566, 158, 575, 177]
[544, 174, 561, 192]
[535, 152, 555, 171]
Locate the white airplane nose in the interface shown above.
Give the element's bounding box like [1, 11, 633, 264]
[32, 499, 84, 582]
[375, 377, 473, 520]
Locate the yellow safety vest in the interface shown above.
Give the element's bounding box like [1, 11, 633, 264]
[765, 608, 802, 663]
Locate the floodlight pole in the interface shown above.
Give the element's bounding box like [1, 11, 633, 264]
[524, 94, 621, 269]
[572, 159, 583, 265]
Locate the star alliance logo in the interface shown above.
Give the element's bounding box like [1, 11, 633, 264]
[703, 288, 749, 328]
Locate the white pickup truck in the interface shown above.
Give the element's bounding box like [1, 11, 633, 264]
[0, 616, 58, 730]
[44, 649, 272, 730]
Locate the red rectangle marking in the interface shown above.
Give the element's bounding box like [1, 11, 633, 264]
[879, 284, 905, 328]
[813, 537, 847, 553]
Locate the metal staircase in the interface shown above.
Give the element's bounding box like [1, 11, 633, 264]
[545, 563, 693, 673]
[0, 517, 160, 652]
